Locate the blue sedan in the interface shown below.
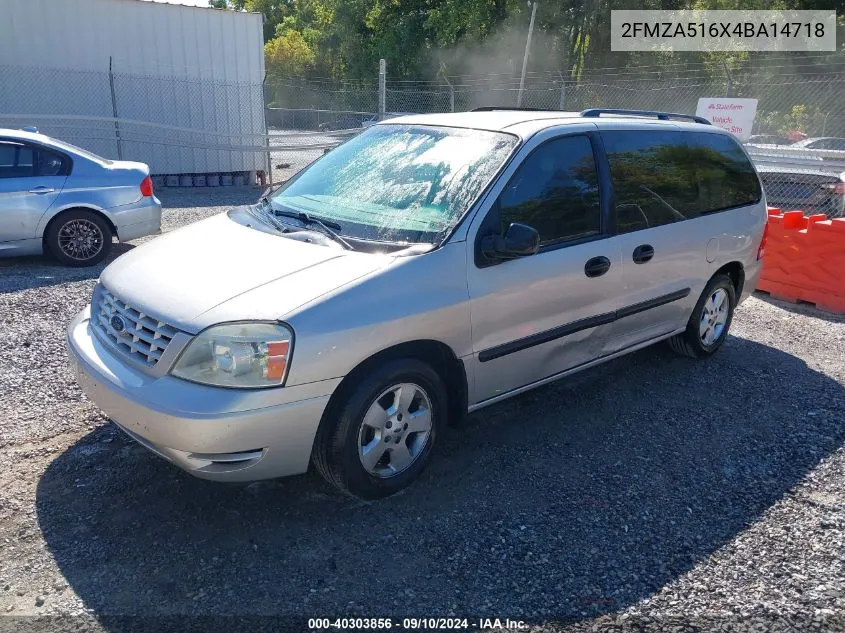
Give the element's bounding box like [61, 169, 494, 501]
[0, 128, 161, 266]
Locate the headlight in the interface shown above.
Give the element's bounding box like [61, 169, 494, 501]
[171, 322, 293, 388]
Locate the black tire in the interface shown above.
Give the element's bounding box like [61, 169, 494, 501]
[312, 358, 447, 499]
[668, 274, 736, 358]
[45, 209, 112, 267]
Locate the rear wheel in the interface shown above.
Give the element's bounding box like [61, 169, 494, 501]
[668, 274, 736, 358]
[45, 210, 112, 267]
[312, 358, 446, 499]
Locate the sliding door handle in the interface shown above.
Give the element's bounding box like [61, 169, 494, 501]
[584, 256, 611, 278]
[632, 244, 655, 264]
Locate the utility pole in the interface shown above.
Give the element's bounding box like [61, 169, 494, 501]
[557, 70, 566, 110]
[108, 56, 123, 160]
[517, 1, 538, 108]
[722, 60, 733, 98]
[378, 59, 387, 120]
[437, 63, 455, 112]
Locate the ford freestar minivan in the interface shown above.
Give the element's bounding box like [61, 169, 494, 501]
[67, 109, 767, 498]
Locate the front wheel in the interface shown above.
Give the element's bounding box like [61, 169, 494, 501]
[668, 274, 736, 358]
[312, 358, 446, 499]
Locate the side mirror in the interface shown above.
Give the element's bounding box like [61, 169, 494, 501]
[481, 222, 540, 260]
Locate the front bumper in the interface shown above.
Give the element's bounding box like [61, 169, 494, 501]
[66, 307, 339, 482]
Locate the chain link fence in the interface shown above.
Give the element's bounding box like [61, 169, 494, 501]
[2, 55, 843, 216]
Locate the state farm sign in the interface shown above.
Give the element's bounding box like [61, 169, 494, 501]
[695, 98, 758, 141]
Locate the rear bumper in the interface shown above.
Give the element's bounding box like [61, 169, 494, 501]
[740, 258, 763, 304]
[107, 196, 162, 242]
[66, 307, 339, 481]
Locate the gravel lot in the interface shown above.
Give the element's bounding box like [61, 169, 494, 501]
[1, 188, 844, 632]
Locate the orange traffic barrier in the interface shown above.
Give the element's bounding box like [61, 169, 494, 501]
[758, 208, 845, 314]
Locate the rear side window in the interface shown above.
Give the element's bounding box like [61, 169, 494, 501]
[812, 138, 845, 151]
[36, 148, 69, 176]
[602, 130, 761, 234]
[685, 132, 761, 216]
[498, 135, 601, 245]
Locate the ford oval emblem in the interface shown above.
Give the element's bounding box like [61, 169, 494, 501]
[110, 314, 127, 334]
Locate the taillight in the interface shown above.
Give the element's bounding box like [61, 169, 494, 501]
[757, 222, 768, 260]
[140, 175, 154, 197]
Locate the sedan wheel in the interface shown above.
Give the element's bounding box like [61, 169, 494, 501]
[58, 218, 104, 262]
[45, 210, 112, 267]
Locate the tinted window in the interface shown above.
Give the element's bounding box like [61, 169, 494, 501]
[498, 135, 600, 245]
[0, 142, 35, 179]
[603, 130, 761, 234]
[0, 144, 15, 168]
[685, 132, 761, 215]
[18, 147, 33, 168]
[816, 138, 845, 151]
[36, 148, 66, 176]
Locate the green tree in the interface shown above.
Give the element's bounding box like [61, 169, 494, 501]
[265, 26, 316, 77]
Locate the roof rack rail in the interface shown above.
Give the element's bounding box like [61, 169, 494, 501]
[471, 107, 549, 112]
[580, 108, 711, 125]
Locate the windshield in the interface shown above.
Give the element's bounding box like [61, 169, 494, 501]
[270, 124, 518, 244]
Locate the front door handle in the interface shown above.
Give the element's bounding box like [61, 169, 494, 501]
[632, 244, 655, 264]
[584, 256, 611, 278]
[28, 186, 55, 195]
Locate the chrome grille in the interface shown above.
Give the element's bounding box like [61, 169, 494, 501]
[92, 285, 181, 366]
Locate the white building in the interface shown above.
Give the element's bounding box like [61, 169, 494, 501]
[0, 0, 267, 176]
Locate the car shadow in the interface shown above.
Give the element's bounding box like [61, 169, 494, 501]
[754, 290, 845, 324]
[35, 336, 845, 624]
[0, 243, 135, 293]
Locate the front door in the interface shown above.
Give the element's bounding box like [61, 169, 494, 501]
[466, 132, 625, 405]
[0, 140, 66, 244]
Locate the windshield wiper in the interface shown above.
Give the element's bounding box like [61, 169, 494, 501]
[271, 207, 354, 251]
[253, 198, 290, 233]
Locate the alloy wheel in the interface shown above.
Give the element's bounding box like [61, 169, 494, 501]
[357, 382, 433, 478]
[699, 287, 729, 346]
[58, 219, 104, 261]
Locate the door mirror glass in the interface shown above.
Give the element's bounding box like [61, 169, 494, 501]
[481, 222, 540, 259]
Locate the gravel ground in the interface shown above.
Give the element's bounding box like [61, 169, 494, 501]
[1, 189, 844, 632]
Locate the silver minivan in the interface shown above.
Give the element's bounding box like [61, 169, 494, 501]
[67, 109, 767, 498]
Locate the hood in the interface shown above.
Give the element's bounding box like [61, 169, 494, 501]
[100, 211, 390, 332]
